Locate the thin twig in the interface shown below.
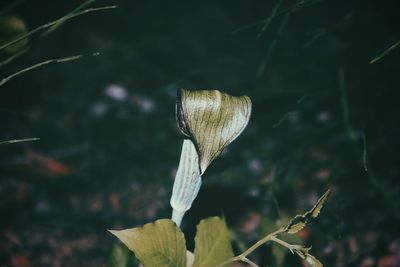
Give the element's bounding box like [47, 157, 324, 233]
[257, 12, 291, 78]
[362, 132, 368, 172]
[257, 39, 277, 78]
[303, 13, 352, 48]
[233, 0, 321, 34]
[270, 236, 301, 253]
[0, 1, 113, 68]
[0, 5, 117, 51]
[217, 228, 284, 267]
[337, 68, 397, 209]
[0, 48, 29, 68]
[272, 112, 289, 128]
[370, 40, 400, 64]
[0, 137, 40, 145]
[339, 67, 357, 142]
[256, 0, 283, 40]
[42, 0, 98, 36]
[303, 28, 326, 48]
[296, 94, 307, 104]
[0, 53, 99, 87]
[241, 257, 259, 267]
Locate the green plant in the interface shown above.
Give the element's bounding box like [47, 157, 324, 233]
[110, 89, 330, 267]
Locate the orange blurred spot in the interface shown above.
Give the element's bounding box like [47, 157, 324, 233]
[11, 255, 31, 267]
[89, 198, 103, 212]
[239, 212, 261, 234]
[27, 152, 73, 176]
[109, 193, 120, 212]
[360, 257, 375, 267]
[378, 255, 396, 267]
[16, 182, 28, 202]
[315, 169, 331, 180]
[309, 148, 329, 162]
[298, 228, 310, 241]
[348, 235, 359, 255]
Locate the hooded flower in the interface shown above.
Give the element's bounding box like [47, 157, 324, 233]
[170, 89, 252, 226]
[176, 89, 252, 173]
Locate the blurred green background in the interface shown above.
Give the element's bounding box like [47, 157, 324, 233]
[1, 0, 399, 266]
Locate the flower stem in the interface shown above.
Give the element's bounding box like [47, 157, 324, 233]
[171, 209, 185, 227]
[270, 236, 299, 253]
[217, 227, 284, 267]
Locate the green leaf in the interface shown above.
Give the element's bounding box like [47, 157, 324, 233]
[308, 189, 330, 219]
[284, 218, 307, 234]
[109, 219, 187, 267]
[284, 189, 330, 234]
[176, 89, 252, 174]
[193, 217, 234, 267]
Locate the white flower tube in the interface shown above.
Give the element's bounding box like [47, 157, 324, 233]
[170, 139, 202, 226]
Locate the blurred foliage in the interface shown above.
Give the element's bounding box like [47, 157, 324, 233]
[0, 15, 27, 53]
[0, 0, 400, 266]
[108, 243, 136, 267]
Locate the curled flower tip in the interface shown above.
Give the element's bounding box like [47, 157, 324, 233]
[176, 89, 252, 174]
[170, 139, 202, 227]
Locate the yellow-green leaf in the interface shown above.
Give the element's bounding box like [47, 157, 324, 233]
[176, 89, 252, 174]
[284, 216, 307, 234]
[309, 189, 330, 218]
[284, 189, 330, 234]
[109, 219, 187, 267]
[193, 217, 234, 267]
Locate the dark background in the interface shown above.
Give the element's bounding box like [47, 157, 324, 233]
[0, 0, 399, 266]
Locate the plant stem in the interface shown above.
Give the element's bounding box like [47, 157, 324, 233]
[0, 48, 28, 69]
[0, 53, 99, 87]
[217, 227, 284, 267]
[42, 0, 99, 36]
[370, 40, 400, 64]
[171, 209, 185, 227]
[241, 257, 259, 267]
[270, 236, 300, 253]
[0, 137, 40, 145]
